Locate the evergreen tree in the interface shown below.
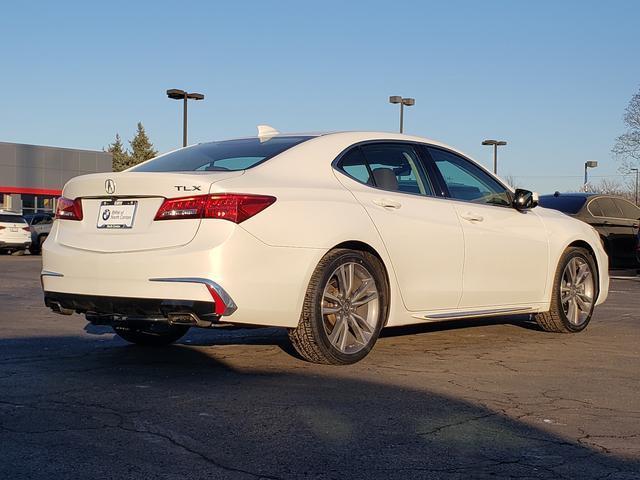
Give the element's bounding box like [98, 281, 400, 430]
[129, 122, 157, 167]
[106, 133, 131, 172]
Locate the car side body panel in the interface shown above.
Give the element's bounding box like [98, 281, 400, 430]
[42, 132, 609, 331]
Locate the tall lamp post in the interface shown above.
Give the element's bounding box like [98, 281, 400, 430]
[630, 167, 639, 205]
[481, 139, 507, 174]
[389, 96, 415, 133]
[166, 89, 205, 147]
[583, 160, 598, 192]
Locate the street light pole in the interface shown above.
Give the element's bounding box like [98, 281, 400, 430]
[389, 96, 415, 133]
[583, 160, 598, 191]
[166, 89, 205, 147]
[481, 139, 507, 174]
[630, 168, 639, 205]
[183, 95, 188, 148]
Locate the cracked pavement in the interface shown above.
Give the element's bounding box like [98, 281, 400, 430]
[1, 256, 639, 479]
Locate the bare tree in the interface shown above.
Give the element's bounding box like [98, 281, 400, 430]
[613, 87, 640, 171]
[502, 174, 519, 189]
[587, 177, 635, 201]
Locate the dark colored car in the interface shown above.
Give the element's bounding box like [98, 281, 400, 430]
[23, 213, 54, 254]
[538, 193, 640, 268]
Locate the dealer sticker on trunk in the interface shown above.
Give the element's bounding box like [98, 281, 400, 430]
[97, 200, 137, 229]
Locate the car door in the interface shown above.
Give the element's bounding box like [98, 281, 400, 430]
[426, 146, 549, 308]
[614, 198, 640, 265]
[586, 197, 632, 267]
[334, 142, 464, 311]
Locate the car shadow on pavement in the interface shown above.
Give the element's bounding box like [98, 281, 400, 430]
[84, 315, 545, 361]
[1, 335, 638, 479]
[381, 314, 544, 338]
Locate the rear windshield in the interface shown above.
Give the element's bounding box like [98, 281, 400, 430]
[0, 214, 27, 224]
[538, 195, 587, 214]
[131, 136, 313, 172]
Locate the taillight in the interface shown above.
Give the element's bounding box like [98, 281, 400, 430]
[204, 194, 276, 223]
[22, 227, 31, 231]
[55, 197, 83, 221]
[154, 194, 276, 223]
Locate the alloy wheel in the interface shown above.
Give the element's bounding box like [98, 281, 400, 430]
[560, 256, 595, 326]
[321, 262, 380, 354]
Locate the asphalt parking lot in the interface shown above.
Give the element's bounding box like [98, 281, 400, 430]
[1, 256, 639, 479]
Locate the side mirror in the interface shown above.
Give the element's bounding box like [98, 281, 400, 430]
[513, 189, 538, 210]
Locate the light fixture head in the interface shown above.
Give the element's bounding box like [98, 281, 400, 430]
[482, 139, 507, 146]
[585, 160, 598, 169]
[389, 96, 402, 104]
[166, 89, 186, 100]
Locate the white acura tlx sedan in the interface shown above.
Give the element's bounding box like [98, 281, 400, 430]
[42, 128, 609, 364]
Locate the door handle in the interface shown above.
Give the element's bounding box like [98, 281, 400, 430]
[461, 212, 484, 222]
[373, 199, 402, 209]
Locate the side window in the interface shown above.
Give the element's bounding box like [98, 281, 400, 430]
[339, 148, 371, 185]
[359, 144, 432, 195]
[31, 216, 42, 225]
[587, 199, 603, 217]
[615, 199, 640, 220]
[428, 147, 511, 207]
[597, 198, 622, 218]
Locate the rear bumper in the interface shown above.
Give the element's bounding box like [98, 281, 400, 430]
[0, 240, 31, 250]
[44, 291, 220, 327]
[42, 221, 325, 328]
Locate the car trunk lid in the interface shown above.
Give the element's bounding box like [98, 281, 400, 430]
[57, 171, 243, 252]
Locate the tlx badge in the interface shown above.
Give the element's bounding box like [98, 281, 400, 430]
[175, 185, 202, 192]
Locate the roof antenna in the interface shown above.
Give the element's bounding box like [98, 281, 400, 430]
[257, 125, 279, 142]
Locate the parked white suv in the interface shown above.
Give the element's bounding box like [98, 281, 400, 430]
[0, 211, 32, 254]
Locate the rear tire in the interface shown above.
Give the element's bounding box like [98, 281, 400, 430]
[113, 323, 189, 346]
[535, 247, 597, 333]
[288, 248, 389, 365]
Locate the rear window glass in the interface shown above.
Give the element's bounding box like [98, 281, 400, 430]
[596, 198, 623, 218]
[0, 214, 27, 224]
[538, 195, 587, 214]
[615, 199, 640, 219]
[130, 136, 312, 172]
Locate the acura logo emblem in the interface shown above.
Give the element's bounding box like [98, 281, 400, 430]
[105, 179, 116, 195]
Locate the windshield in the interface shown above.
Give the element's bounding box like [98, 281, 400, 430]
[538, 195, 587, 214]
[131, 136, 313, 172]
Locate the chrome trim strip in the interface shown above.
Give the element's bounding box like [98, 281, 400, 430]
[148, 277, 237, 316]
[41, 270, 64, 278]
[40, 270, 64, 290]
[418, 307, 533, 321]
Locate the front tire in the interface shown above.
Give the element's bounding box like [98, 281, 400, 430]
[113, 323, 190, 346]
[535, 247, 597, 333]
[289, 249, 389, 365]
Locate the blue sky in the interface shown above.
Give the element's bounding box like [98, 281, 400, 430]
[1, 0, 639, 192]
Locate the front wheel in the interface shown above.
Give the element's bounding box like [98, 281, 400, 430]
[535, 247, 598, 333]
[289, 249, 389, 365]
[113, 323, 190, 346]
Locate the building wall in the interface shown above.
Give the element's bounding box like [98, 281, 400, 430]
[0, 142, 112, 214]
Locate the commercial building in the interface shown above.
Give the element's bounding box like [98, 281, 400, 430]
[0, 142, 112, 214]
